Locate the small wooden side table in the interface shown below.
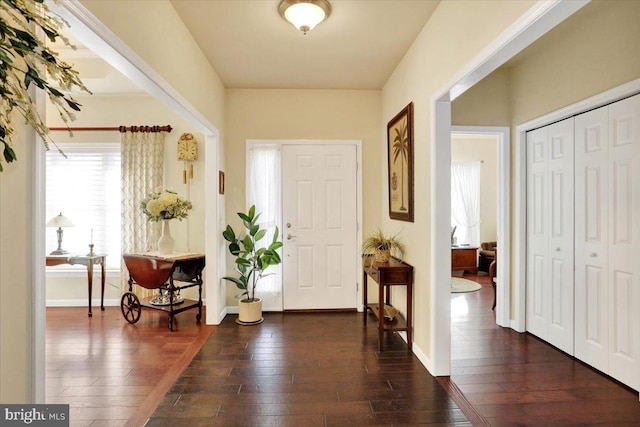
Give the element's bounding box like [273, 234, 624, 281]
[363, 257, 414, 351]
[451, 246, 478, 274]
[46, 254, 107, 317]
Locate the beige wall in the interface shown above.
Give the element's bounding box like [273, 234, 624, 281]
[0, 118, 34, 402]
[453, 0, 640, 128]
[45, 95, 206, 303]
[452, 68, 511, 127]
[79, 0, 225, 131]
[509, 0, 640, 126]
[224, 88, 382, 306]
[451, 135, 498, 245]
[381, 0, 537, 361]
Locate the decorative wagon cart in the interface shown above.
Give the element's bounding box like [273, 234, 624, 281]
[121, 253, 205, 331]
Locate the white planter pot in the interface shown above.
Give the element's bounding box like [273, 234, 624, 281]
[237, 298, 263, 325]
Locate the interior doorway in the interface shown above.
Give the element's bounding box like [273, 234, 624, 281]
[430, 2, 587, 377]
[451, 127, 510, 328]
[33, 2, 222, 403]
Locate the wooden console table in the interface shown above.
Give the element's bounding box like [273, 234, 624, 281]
[46, 254, 106, 317]
[363, 256, 414, 351]
[451, 246, 478, 274]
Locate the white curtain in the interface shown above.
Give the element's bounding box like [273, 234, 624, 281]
[247, 145, 282, 311]
[451, 161, 481, 247]
[120, 131, 166, 295]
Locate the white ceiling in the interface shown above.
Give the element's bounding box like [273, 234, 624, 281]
[56, 0, 440, 94]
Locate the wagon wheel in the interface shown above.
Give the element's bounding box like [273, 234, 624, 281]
[121, 292, 141, 324]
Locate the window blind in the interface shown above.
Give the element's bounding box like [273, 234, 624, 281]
[46, 143, 121, 269]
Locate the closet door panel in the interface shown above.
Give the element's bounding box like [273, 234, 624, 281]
[526, 126, 550, 339]
[546, 119, 575, 354]
[526, 118, 574, 354]
[575, 106, 609, 371]
[607, 94, 640, 390]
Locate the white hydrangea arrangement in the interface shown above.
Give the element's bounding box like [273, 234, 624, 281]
[141, 189, 192, 222]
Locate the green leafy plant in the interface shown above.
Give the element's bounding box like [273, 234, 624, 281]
[362, 229, 405, 262]
[222, 205, 283, 302]
[0, 0, 91, 172]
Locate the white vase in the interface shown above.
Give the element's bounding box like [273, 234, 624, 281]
[158, 220, 175, 254]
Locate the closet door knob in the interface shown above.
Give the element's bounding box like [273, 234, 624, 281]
[590, 252, 597, 258]
[555, 247, 561, 252]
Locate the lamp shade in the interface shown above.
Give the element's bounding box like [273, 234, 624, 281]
[279, 0, 331, 34]
[47, 212, 74, 228]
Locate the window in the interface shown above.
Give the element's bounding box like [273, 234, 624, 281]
[247, 144, 282, 311]
[46, 143, 121, 269]
[451, 161, 481, 247]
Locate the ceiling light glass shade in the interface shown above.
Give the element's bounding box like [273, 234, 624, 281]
[46, 212, 74, 228]
[279, 0, 332, 34]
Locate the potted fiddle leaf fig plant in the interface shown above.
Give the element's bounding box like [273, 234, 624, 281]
[222, 205, 282, 325]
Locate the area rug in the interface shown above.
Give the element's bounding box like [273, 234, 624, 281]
[451, 277, 482, 293]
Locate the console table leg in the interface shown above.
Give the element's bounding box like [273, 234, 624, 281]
[100, 259, 106, 311]
[378, 282, 384, 352]
[87, 262, 94, 317]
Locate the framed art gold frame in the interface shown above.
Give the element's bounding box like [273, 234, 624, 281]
[218, 171, 225, 195]
[387, 102, 414, 222]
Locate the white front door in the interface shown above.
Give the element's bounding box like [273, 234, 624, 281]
[282, 144, 358, 310]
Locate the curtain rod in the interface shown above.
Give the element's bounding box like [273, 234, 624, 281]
[48, 125, 173, 133]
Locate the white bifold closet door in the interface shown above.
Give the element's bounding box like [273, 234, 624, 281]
[574, 94, 640, 391]
[526, 117, 575, 355]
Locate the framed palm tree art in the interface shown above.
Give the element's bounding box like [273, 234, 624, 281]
[387, 102, 414, 222]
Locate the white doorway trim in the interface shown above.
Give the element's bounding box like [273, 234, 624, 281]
[429, 1, 588, 376]
[451, 126, 510, 327]
[33, 1, 224, 401]
[245, 139, 363, 312]
[513, 78, 640, 332]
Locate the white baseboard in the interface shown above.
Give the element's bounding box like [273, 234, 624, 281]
[394, 331, 435, 376]
[46, 299, 120, 307]
[510, 318, 525, 333]
[47, 298, 208, 308]
[411, 341, 435, 376]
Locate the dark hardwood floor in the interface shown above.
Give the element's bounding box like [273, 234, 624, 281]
[450, 273, 640, 426]
[148, 311, 469, 427]
[46, 305, 213, 427]
[46, 275, 640, 426]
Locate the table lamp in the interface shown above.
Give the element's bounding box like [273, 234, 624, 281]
[47, 212, 74, 255]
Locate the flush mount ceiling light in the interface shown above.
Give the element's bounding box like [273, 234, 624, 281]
[278, 0, 332, 35]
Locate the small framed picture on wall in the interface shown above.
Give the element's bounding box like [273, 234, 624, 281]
[219, 171, 225, 195]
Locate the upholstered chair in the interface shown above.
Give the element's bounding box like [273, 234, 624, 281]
[478, 241, 497, 272]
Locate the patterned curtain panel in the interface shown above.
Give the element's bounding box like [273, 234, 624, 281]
[120, 131, 165, 295]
